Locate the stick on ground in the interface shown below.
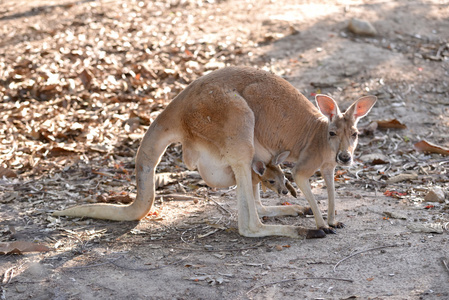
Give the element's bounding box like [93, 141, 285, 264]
[333, 244, 400, 272]
[247, 277, 353, 295]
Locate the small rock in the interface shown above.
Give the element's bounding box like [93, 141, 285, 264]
[424, 187, 445, 203]
[348, 18, 377, 36]
[15, 284, 27, 293]
[275, 245, 284, 251]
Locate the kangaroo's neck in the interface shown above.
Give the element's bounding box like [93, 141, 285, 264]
[288, 115, 330, 162]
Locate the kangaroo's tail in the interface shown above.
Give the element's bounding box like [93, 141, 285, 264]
[53, 118, 180, 221]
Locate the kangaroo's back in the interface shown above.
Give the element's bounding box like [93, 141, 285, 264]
[160, 66, 325, 157]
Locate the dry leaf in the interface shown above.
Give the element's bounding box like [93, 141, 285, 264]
[386, 173, 418, 184]
[155, 172, 180, 189]
[0, 241, 51, 255]
[424, 188, 446, 203]
[48, 146, 81, 157]
[414, 140, 449, 156]
[383, 211, 407, 220]
[406, 223, 444, 234]
[89, 144, 114, 153]
[376, 119, 407, 129]
[0, 166, 17, 178]
[1, 191, 19, 204]
[79, 68, 93, 89]
[97, 193, 133, 204]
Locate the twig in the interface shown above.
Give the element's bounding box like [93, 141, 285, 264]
[247, 277, 353, 295]
[109, 255, 190, 271]
[442, 259, 449, 274]
[156, 194, 198, 201]
[5, 279, 50, 285]
[1, 267, 15, 285]
[62, 256, 123, 270]
[209, 198, 233, 216]
[333, 244, 399, 272]
[63, 255, 190, 272]
[171, 245, 262, 252]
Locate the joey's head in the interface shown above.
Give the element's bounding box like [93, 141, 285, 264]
[252, 151, 297, 198]
[316, 95, 377, 167]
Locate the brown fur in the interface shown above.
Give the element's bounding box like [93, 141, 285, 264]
[54, 67, 376, 238]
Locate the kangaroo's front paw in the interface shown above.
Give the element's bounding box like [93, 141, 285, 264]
[287, 205, 313, 217]
[306, 229, 326, 239]
[329, 222, 345, 229]
[302, 207, 313, 216]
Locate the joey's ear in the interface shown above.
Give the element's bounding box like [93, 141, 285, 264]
[252, 160, 266, 176]
[345, 95, 377, 122]
[286, 181, 297, 198]
[272, 151, 290, 165]
[315, 94, 340, 121]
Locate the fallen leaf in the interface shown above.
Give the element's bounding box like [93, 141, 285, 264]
[48, 146, 81, 157]
[184, 264, 206, 268]
[97, 193, 133, 204]
[359, 153, 389, 164]
[79, 68, 93, 89]
[0, 241, 51, 255]
[0, 166, 18, 178]
[1, 192, 19, 204]
[414, 140, 449, 156]
[376, 119, 407, 129]
[384, 190, 407, 198]
[406, 223, 444, 234]
[155, 172, 180, 189]
[383, 211, 407, 220]
[386, 173, 418, 184]
[424, 188, 446, 203]
[89, 144, 114, 153]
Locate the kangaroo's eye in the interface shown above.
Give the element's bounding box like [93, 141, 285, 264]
[329, 131, 337, 137]
[268, 180, 275, 184]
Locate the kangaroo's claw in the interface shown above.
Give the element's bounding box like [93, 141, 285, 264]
[321, 227, 337, 234]
[330, 222, 345, 229]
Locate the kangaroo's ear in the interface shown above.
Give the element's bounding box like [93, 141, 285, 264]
[272, 151, 290, 165]
[252, 160, 266, 176]
[315, 94, 340, 121]
[345, 95, 377, 122]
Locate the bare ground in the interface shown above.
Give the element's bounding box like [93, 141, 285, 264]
[0, 0, 448, 299]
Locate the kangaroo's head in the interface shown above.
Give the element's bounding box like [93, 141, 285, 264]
[316, 95, 377, 167]
[252, 151, 297, 198]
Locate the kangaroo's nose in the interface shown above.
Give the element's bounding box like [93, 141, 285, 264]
[338, 152, 351, 163]
[282, 190, 288, 195]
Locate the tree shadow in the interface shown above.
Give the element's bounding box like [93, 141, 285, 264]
[0, 0, 95, 22]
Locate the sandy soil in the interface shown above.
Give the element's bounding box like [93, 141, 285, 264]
[0, 0, 448, 299]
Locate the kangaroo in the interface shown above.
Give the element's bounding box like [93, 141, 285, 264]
[252, 151, 297, 198]
[54, 66, 376, 238]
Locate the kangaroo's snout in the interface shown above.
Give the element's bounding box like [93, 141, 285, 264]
[337, 151, 352, 165]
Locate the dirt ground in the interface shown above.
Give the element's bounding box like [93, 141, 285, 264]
[0, 0, 448, 299]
